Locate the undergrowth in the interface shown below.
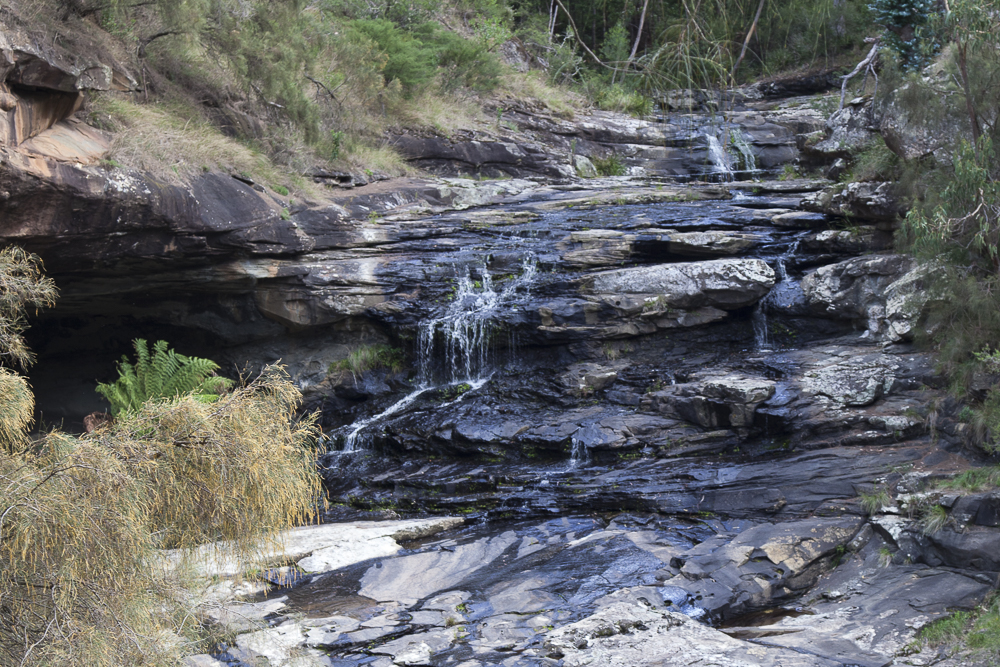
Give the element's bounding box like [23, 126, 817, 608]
[330, 344, 406, 376]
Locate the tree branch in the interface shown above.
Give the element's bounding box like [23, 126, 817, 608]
[839, 37, 880, 111]
[730, 0, 765, 83]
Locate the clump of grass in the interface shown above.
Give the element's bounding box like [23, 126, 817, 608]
[592, 154, 627, 177]
[593, 84, 653, 117]
[941, 466, 1000, 492]
[858, 485, 891, 515]
[921, 504, 949, 534]
[330, 345, 406, 377]
[845, 138, 901, 182]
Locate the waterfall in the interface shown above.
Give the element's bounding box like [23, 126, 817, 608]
[340, 254, 538, 452]
[729, 129, 757, 175]
[752, 302, 770, 351]
[418, 255, 538, 385]
[754, 240, 801, 352]
[569, 436, 590, 467]
[706, 134, 733, 180]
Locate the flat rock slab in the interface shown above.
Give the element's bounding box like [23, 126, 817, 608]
[589, 258, 775, 310]
[168, 517, 465, 577]
[544, 601, 845, 666]
[359, 531, 519, 605]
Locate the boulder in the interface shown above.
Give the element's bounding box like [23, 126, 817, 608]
[879, 78, 969, 162]
[807, 97, 878, 161]
[770, 211, 828, 228]
[661, 518, 863, 620]
[803, 356, 897, 406]
[800, 254, 913, 334]
[801, 181, 906, 223]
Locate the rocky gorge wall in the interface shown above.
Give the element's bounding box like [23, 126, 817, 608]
[4, 18, 1000, 666]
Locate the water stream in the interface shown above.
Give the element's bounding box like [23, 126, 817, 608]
[340, 255, 539, 452]
[753, 240, 802, 352]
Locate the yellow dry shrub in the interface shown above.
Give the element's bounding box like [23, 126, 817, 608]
[0, 365, 324, 666]
[0, 368, 33, 452]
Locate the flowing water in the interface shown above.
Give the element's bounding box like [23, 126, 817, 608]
[340, 255, 539, 451]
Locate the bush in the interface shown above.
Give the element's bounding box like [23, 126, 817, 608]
[0, 366, 323, 665]
[330, 344, 406, 376]
[0, 246, 57, 369]
[592, 154, 627, 176]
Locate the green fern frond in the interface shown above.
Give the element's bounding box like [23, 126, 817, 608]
[96, 339, 233, 416]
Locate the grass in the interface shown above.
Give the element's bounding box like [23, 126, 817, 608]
[921, 504, 949, 534]
[844, 138, 901, 183]
[858, 485, 891, 515]
[329, 345, 406, 377]
[88, 95, 316, 191]
[592, 154, 627, 177]
[941, 466, 1000, 492]
[915, 594, 1000, 658]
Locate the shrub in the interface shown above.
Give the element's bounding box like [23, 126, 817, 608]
[330, 344, 406, 376]
[0, 246, 57, 369]
[350, 19, 438, 94]
[95, 339, 234, 417]
[846, 139, 901, 182]
[592, 154, 627, 177]
[0, 366, 323, 665]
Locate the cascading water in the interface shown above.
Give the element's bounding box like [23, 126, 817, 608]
[341, 254, 538, 452]
[753, 240, 802, 352]
[418, 255, 537, 385]
[729, 128, 758, 176]
[706, 134, 733, 180]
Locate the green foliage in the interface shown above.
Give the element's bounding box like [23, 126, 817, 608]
[330, 344, 406, 376]
[592, 83, 653, 117]
[348, 19, 502, 96]
[942, 466, 1000, 492]
[859, 485, 891, 514]
[0, 246, 58, 369]
[921, 504, 948, 534]
[95, 339, 234, 417]
[915, 593, 1000, 655]
[918, 609, 974, 646]
[0, 366, 323, 666]
[0, 368, 33, 453]
[869, 0, 941, 70]
[846, 138, 902, 182]
[592, 154, 626, 176]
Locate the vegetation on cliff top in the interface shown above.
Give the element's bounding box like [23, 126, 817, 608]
[9, 0, 874, 185]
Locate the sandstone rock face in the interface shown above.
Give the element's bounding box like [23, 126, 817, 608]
[590, 259, 775, 310]
[801, 181, 906, 223]
[801, 254, 914, 337]
[0, 17, 135, 147]
[879, 80, 969, 162]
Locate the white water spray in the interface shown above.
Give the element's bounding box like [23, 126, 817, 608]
[706, 134, 733, 180]
[340, 255, 538, 452]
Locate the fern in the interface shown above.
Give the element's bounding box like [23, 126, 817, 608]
[96, 339, 233, 416]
